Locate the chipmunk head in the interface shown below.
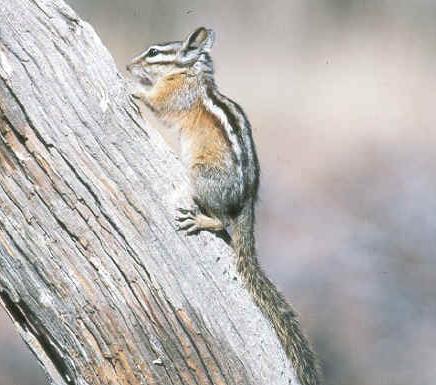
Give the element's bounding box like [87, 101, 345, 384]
[127, 27, 215, 87]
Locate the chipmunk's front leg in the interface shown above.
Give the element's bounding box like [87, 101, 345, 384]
[175, 208, 225, 234]
[129, 86, 159, 112]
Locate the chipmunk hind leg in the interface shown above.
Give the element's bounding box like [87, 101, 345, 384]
[175, 165, 239, 235]
[175, 207, 225, 234]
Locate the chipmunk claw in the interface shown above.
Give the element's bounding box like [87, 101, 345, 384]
[175, 218, 199, 235]
[175, 207, 202, 234]
[175, 208, 223, 234]
[175, 207, 196, 221]
[176, 207, 196, 215]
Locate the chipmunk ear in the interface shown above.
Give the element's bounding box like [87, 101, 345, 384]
[181, 27, 215, 53]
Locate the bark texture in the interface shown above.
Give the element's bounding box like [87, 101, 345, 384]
[0, 1, 297, 384]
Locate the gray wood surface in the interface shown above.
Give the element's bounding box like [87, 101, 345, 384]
[0, 0, 297, 384]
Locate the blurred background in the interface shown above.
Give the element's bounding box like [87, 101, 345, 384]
[2, 0, 436, 384]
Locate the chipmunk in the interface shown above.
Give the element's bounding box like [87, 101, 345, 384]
[127, 27, 320, 385]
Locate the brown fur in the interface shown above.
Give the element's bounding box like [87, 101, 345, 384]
[148, 72, 188, 108]
[147, 72, 231, 169]
[180, 105, 231, 168]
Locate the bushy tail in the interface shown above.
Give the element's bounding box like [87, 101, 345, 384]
[232, 200, 320, 385]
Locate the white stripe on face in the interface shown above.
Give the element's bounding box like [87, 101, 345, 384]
[153, 42, 182, 52]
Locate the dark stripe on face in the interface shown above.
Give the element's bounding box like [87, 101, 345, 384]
[153, 48, 178, 55]
[146, 60, 175, 65]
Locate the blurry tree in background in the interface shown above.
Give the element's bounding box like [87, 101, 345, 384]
[1, 1, 436, 385]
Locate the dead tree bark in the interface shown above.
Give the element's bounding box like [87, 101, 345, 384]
[0, 1, 298, 384]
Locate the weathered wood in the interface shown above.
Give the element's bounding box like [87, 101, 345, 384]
[0, 1, 297, 384]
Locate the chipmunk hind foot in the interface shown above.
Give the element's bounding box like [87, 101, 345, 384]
[175, 207, 225, 234]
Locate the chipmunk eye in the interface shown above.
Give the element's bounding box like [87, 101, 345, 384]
[147, 48, 159, 57]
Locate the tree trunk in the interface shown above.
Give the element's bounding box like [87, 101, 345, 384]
[0, 1, 297, 384]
